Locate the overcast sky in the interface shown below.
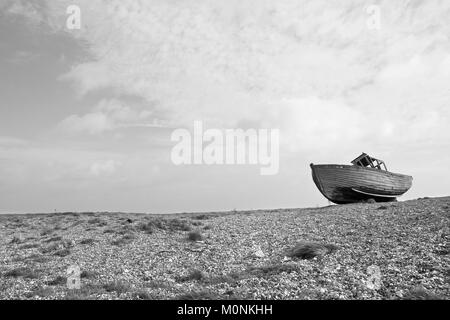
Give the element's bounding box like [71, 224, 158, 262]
[1, 0, 449, 214]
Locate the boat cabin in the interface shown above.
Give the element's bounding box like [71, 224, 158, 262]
[351, 153, 387, 171]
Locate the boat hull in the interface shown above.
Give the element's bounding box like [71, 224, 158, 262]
[310, 164, 412, 204]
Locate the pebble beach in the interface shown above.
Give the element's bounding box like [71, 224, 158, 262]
[0, 197, 448, 300]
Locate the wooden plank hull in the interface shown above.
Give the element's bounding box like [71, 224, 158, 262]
[310, 164, 413, 204]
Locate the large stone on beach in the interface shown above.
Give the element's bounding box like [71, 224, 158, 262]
[286, 241, 338, 260]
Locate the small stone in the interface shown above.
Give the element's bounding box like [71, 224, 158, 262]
[254, 246, 265, 258]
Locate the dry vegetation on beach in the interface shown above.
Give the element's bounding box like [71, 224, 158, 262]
[0, 197, 448, 300]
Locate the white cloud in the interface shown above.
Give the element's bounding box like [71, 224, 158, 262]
[8, 50, 40, 64]
[89, 159, 121, 176]
[59, 112, 113, 135]
[2, 0, 46, 25]
[57, 98, 163, 134]
[59, 63, 114, 96]
[47, 0, 449, 150]
[275, 97, 365, 152]
[0, 136, 28, 147]
[0, 139, 165, 190]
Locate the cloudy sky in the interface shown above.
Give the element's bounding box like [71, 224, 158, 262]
[0, 0, 449, 214]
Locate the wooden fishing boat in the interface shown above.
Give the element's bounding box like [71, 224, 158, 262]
[310, 153, 413, 204]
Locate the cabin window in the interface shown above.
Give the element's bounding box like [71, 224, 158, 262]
[351, 153, 388, 171]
